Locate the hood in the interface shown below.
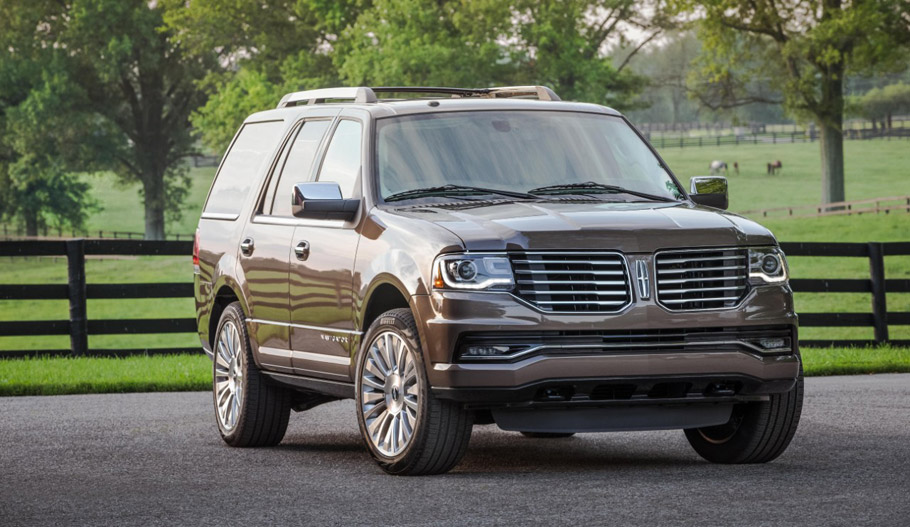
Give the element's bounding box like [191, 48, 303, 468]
[386, 200, 776, 253]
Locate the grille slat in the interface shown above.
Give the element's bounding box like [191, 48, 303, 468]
[510, 251, 631, 313]
[656, 248, 749, 310]
[515, 269, 625, 276]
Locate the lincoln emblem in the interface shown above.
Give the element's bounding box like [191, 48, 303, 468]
[636, 260, 650, 299]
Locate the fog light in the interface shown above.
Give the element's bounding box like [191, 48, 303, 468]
[463, 345, 510, 357]
[758, 337, 788, 350]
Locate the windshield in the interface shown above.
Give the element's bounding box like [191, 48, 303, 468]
[376, 110, 682, 201]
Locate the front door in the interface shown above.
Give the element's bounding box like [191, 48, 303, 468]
[289, 118, 364, 380]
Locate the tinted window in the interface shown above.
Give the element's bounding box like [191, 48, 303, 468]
[318, 120, 363, 198]
[204, 121, 285, 216]
[271, 120, 332, 216]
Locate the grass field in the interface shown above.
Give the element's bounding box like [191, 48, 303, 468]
[0, 346, 906, 396]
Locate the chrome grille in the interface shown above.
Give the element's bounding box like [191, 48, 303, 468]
[510, 252, 631, 313]
[656, 248, 749, 310]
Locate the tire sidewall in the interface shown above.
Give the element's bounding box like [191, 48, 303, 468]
[354, 310, 431, 470]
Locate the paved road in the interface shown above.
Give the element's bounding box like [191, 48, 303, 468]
[2, 375, 909, 526]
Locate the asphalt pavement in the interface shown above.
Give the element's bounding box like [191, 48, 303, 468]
[1, 374, 909, 526]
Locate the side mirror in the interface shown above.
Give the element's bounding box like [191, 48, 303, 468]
[292, 182, 360, 221]
[689, 176, 729, 210]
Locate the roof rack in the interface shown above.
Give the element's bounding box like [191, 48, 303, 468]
[276, 85, 560, 108]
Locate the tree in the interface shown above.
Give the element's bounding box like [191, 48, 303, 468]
[849, 83, 910, 129]
[676, 0, 910, 204]
[0, 13, 97, 236]
[339, 0, 671, 110]
[2, 0, 211, 239]
[163, 0, 361, 153]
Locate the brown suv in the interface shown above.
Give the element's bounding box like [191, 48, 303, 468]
[194, 86, 802, 475]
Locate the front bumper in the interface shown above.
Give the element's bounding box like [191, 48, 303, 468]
[411, 284, 799, 402]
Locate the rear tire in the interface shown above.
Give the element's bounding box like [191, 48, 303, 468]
[355, 308, 473, 475]
[520, 432, 575, 439]
[213, 302, 291, 447]
[684, 374, 803, 464]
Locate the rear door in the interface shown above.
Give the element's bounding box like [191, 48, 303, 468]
[242, 110, 337, 373]
[289, 116, 365, 380]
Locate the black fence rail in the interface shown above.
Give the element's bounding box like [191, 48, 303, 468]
[0, 240, 908, 358]
[0, 225, 193, 241]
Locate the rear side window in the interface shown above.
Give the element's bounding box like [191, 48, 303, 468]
[318, 120, 363, 198]
[204, 120, 285, 216]
[270, 120, 332, 217]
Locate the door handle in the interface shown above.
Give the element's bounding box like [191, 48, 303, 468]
[295, 240, 310, 261]
[240, 237, 255, 256]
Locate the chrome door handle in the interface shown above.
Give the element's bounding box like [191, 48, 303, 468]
[240, 237, 255, 256]
[294, 241, 310, 261]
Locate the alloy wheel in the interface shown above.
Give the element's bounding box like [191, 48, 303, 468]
[214, 320, 244, 431]
[360, 331, 420, 457]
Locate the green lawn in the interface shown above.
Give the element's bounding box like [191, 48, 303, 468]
[0, 347, 905, 396]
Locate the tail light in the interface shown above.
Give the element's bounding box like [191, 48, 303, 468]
[193, 228, 200, 267]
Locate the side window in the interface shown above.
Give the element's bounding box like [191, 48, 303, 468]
[204, 121, 285, 216]
[270, 120, 332, 217]
[318, 120, 363, 199]
[260, 122, 301, 215]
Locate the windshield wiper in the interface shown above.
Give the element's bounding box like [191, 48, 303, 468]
[384, 184, 538, 202]
[528, 181, 677, 202]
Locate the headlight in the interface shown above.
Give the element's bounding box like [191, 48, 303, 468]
[433, 254, 514, 291]
[749, 247, 788, 284]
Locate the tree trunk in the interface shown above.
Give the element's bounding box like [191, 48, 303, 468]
[817, 56, 845, 205]
[142, 176, 166, 240]
[24, 209, 39, 237]
[819, 120, 845, 205]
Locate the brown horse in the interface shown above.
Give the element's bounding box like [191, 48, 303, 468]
[767, 160, 782, 175]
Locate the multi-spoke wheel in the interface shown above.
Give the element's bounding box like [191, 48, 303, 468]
[214, 320, 244, 431]
[360, 331, 420, 457]
[212, 302, 291, 447]
[355, 308, 473, 475]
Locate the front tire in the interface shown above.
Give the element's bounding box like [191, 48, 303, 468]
[684, 374, 803, 464]
[213, 302, 291, 447]
[355, 308, 473, 475]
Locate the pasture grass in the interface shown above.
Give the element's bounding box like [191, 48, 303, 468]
[0, 346, 905, 396]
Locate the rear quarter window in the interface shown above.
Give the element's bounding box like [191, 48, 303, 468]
[204, 120, 286, 216]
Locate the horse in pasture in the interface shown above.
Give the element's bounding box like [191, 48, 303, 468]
[709, 160, 728, 175]
[767, 160, 783, 175]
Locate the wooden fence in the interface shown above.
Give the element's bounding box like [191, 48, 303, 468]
[740, 195, 910, 219]
[644, 127, 910, 149]
[0, 239, 908, 358]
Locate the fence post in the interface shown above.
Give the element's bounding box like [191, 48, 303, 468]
[867, 242, 889, 344]
[66, 239, 88, 356]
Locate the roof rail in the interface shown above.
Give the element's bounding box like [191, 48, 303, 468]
[277, 87, 377, 108]
[276, 85, 560, 108]
[371, 86, 560, 101]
